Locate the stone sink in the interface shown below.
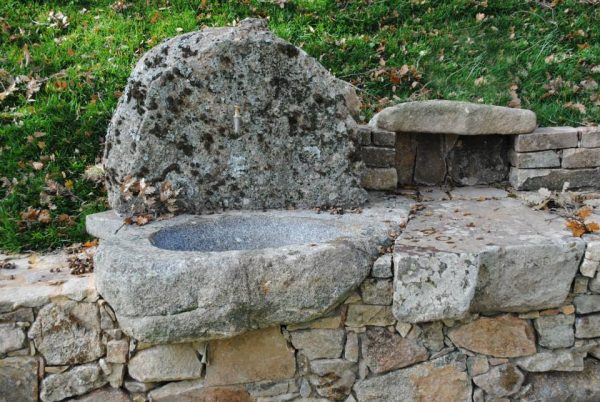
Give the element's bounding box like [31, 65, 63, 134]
[86, 196, 410, 343]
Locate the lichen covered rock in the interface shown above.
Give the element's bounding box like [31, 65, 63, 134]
[104, 18, 366, 215]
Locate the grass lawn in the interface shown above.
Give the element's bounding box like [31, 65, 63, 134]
[0, 0, 598, 252]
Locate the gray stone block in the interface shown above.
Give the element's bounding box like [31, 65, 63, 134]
[581, 127, 600, 148]
[360, 168, 397, 190]
[361, 146, 395, 168]
[509, 149, 561, 168]
[562, 147, 600, 168]
[510, 167, 600, 190]
[514, 127, 578, 152]
[534, 314, 575, 349]
[372, 129, 396, 147]
[357, 126, 372, 145]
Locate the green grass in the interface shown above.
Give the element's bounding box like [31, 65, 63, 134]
[0, 0, 598, 252]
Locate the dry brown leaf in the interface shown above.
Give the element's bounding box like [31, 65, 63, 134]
[576, 206, 593, 219]
[37, 210, 52, 224]
[586, 222, 600, 232]
[565, 102, 586, 114]
[566, 219, 586, 237]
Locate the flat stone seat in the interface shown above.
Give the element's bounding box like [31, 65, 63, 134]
[370, 100, 537, 135]
[393, 197, 584, 323]
[86, 196, 410, 343]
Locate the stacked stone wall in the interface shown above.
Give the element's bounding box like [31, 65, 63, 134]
[3, 235, 600, 401]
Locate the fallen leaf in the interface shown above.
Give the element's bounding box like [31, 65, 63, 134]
[37, 210, 52, 224]
[586, 222, 600, 232]
[475, 13, 486, 21]
[566, 219, 586, 237]
[565, 102, 586, 114]
[32, 161, 44, 170]
[576, 206, 593, 219]
[475, 76, 487, 86]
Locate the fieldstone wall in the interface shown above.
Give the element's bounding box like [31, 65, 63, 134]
[2, 229, 600, 401]
[510, 127, 600, 190]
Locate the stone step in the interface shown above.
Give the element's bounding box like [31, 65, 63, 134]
[393, 196, 585, 323]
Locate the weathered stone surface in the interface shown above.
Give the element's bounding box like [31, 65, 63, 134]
[361, 327, 428, 374]
[372, 129, 396, 147]
[149, 380, 252, 402]
[309, 359, 356, 401]
[534, 314, 575, 349]
[421, 321, 445, 352]
[509, 149, 561, 168]
[0, 307, 34, 323]
[515, 350, 585, 372]
[245, 379, 298, 398]
[360, 167, 397, 190]
[393, 199, 584, 322]
[353, 353, 471, 402]
[287, 313, 342, 331]
[73, 387, 132, 402]
[28, 299, 103, 365]
[581, 127, 600, 148]
[357, 126, 371, 145]
[510, 167, 600, 190]
[128, 344, 203, 382]
[371, 254, 392, 278]
[344, 332, 359, 362]
[370, 100, 536, 135]
[574, 294, 600, 314]
[562, 147, 600, 168]
[447, 315, 536, 358]
[41, 363, 107, 402]
[345, 305, 395, 327]
[513, 127, 578, 152]
[580, 258, 599, 277]
[106, 339, 129, 364]
[90, 198, 409, 343]
[105, 18, 366, 214]
[519, 359, 600, 401]
[446, 135, 510, 185]
[290, 329, 345, 360]
[0, 357, 38, 402]
[413, 134, 447, 185]
[395, 133, 417, 185]
[467, 355, 489, 377]
[205, 327, 295, 386]
[360, 279, 393, 305]
[0, 323, 25, 354]
[575, 314, 600, 338]
[361, 146, 395, 168]
[473, 364, 524, 397]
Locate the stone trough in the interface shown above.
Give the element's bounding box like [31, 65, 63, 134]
[86, 197, 410, 343]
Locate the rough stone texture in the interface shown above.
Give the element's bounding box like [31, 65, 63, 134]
[369, 100, 536, 135]
[148, 380, 252, 402]
[0, 323, 25, 354]
[421, 321, 445, 352]
[575, 314, 600, 338]
[371, 254, 392, 278]
[357, 126, 371, 145]
[395, 133, 417, 185]
[360, 279, 393, 305]
[508, 149, 561, 168]
[445, 135, 510, 186]
[205, 327, 295, 386]
[106, 339, 129, 364]
[360, 168, 397, 190]
[473, 364, 524, 397]
[89, 198, 409, 343]
[467, 355, 489, 377]
[447, 315, 536, 358]
[345, 305, 395, 327]
[510, 167, 600, 190]
[0, 356, 38, 402]
[104, 18, 366, 214]
[520, 359, 600, 401]
[513, 127, 578, 152]
[128, 344, 204, 382]
[361, 327, 428, 374]
[515, 350, 586, 372]
[393, 199, 584, 322]
[28, 299, 104, 365]
[361, 147, 395, 168]
[581, 128, 600, 148]
[562, 147, 600, 168]
[344, 332, 359, 362]
[534, 314, 575, 349]
[0, 307, 34, 323]
[372, 129, 396, 147]
[41, 363, 108, 402]
[309, 359, 357, 401]
[574, 294, 600, 314]
[413, 134, 447, 185]
[72, 387, 132, 402]
[290, 329, 345, 360]
[353, 353, 471, 402]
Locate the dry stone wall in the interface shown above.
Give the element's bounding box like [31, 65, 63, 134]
[2, 230, 600, 401]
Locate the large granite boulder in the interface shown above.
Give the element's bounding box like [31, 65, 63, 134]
[104, 18, 366, 215]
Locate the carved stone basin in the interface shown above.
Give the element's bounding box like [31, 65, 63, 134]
[86, 197, 409, 343]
